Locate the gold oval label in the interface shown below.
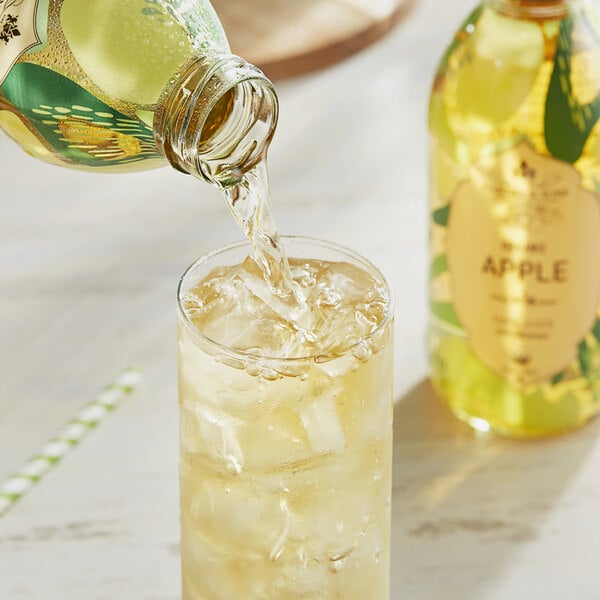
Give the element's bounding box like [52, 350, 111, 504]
[447, 141, 600, 387]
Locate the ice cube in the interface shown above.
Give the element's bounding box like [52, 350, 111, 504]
[314, 261, 379, 306]
[180, 524, 257, 600]
[185, 258, 310, 359]
[236, 258, 316, 342]
[268, 512, 383, 597]
[185, 477, 293, 558]
[272, 546, 333, 598]
[179, 326, 297, 419]
[309, 304, 373, 356]
[203, 309, 293, 356]
[335, 350, 393, 446]
[236, 402, 314, 471]
[301, 394, 346, 454]
[180, 402, 244, 474]
[315, 354, 358, 378]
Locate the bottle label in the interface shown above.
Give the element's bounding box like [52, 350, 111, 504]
[0, 0, 41, 85]
[446, 140, 600, 387]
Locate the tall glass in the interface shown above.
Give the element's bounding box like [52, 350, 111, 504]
[177, 237, 394, 599]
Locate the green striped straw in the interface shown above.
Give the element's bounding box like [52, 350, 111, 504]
[0, 368, 142, 519]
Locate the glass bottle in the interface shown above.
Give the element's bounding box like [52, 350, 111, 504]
[0, 0, 278, 186]
[428, 0, 600, 436]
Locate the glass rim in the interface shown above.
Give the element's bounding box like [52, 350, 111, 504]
[177, 235, 395, 365]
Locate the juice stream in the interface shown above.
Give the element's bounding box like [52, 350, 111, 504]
[222, 159, 316, 341]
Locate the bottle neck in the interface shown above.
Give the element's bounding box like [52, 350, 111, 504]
[486, 0, 576, 18]
[154, 54, 278, 188]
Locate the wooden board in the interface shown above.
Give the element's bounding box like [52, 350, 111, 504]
[211, 0, 416, 80]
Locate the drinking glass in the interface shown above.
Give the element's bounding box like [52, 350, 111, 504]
[177, 236, 394, 599]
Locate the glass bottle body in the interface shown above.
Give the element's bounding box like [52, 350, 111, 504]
[0, 0, 277, 183]
[428, 0, 600, 436]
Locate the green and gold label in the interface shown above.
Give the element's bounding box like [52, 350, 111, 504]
[0, 0, 43, 84]
[446, 141, 600, 387]
[1, 62, 162, 167]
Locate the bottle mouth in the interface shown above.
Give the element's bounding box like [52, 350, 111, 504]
[197, 73, 279, 186]
[155, 55, 279, 186]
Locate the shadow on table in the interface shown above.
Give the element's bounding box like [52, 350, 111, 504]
[390, 378, 600, 600]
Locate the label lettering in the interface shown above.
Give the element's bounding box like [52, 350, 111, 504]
[482, 256, 569, 283]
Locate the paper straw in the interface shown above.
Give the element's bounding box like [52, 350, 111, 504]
[0, 368, 142, 519]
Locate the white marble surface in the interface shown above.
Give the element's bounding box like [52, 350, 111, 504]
[1, 1, 600, 598]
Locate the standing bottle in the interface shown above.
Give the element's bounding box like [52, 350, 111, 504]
[0, 0, 278, 186]
[429, 0, 600, 437]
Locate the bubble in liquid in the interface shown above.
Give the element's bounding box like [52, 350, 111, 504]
[327, 544, 357, 574]
[352, 341, 373, 362]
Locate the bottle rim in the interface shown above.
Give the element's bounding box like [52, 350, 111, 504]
[486, 0, 576, 18]
[155, 54, 279, 185]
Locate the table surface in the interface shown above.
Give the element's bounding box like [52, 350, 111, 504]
[2, 1, 600, 598]
[212, 0, 415, 80]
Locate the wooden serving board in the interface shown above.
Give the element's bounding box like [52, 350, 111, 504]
[211, 0, 416, 80]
